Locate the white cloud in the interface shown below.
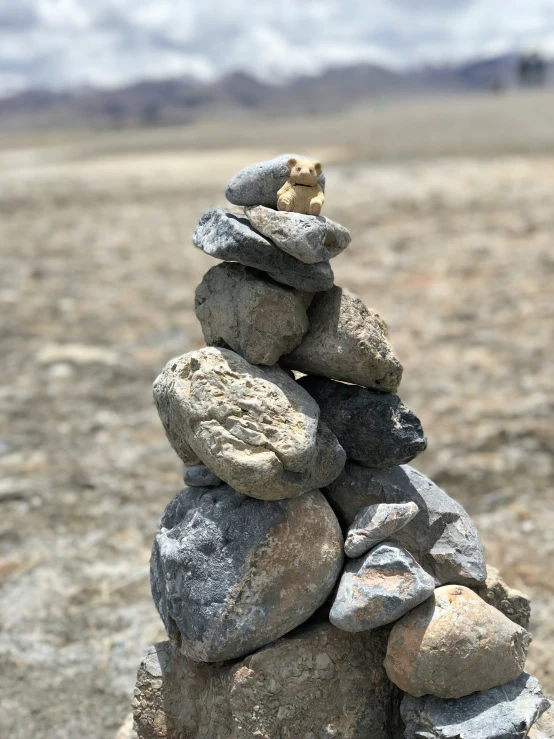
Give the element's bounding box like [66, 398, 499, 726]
[1, 0, 554, 94]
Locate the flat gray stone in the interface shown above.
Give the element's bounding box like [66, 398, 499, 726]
[282, 287, 403, 392]
[183, 464, 221, 487]
[298, 376, 426, 467]
[225, 153, 325, 208]
[400, 672, 550, 738]
[344, 502, 420, 558]
[324, 463, 487, 586]
[244, 205, 350, 264]
[193, 208, 334, 291]
[153, 347, 345, 500]
[195, 263, 310, 365]
[330, 542, 435, 632]
[150, 486, 344, 662]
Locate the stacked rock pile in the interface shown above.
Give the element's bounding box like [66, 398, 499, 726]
[133, 155, 551, 739]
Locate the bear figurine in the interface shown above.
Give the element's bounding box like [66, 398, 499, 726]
[276, 157, 325, 216]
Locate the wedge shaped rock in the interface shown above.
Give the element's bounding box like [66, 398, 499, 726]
[244, 205, 351, 264]
[150, 485, 344, 662]
[324, 463, 487, 586]
[153, 347, 345, 500]
[344, 502, 420, 558]
[282, 287, 403, 391]
[330, 542, 435, 632]
[475, 565, 531, 630]
[400, 672, 551, 739]
[183, 464, 222, 488]
[225, 153, 325, 208]
[195, 263, 311, 365]
[298, 376, 426, 466]
[193, 208, 334, 292]
[385, 585, 531, 699]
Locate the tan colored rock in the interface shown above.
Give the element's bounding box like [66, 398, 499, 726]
[384, 584, 531, 699]
[475, 565, 531, 629]
[153, 347, 345, 500]
[195, 263, 311, 365]
[281, 286, 403, 392]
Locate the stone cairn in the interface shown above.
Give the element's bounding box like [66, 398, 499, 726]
[132, 155, 551, 739]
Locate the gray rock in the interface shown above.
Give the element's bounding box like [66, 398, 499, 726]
[244, 205, 351, 264]
[153, 347, 345, 500]
[400, 672, 550, 738]
[134, 623, 395, 739]
[282, 287, 403, 392]
[475, 566, 531, 630]
[324, 463, 487, 586]
[150, 485, 344, 662]
[183, 464, 222, 487]
[195, 263, 311, 365]
[330, 542, 435, 632]
[225, 153, 325, 208]
[344, 502, 420, 558]
[298, 376, 426, 467]
[193, 208, 334, 292]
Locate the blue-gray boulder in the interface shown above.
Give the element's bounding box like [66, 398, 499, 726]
[183, 464, 222, 487]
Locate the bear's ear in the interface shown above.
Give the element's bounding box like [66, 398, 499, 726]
[287, 157, 298, 170]
[313, 161, 322, 175]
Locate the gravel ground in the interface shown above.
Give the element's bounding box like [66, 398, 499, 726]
[1, 96, 553, 737]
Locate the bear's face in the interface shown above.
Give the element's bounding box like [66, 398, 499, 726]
[286, 157, 321, 186]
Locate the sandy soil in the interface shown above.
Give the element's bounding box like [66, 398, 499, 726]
[0, 90, 553, 737]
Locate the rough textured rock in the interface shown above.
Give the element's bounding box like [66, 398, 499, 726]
[330, 542, 435, 632]
[298, 376, 426, 467]
[400, 672, 551, 739]
[183, 464, 222, 488]
[282, 287, 403, 392]
[225, 153, 325, 208]
[133, 623, 396, 739]
[244, 205, 351, 264]
[193, 208, 334, 292]
[344, 502, 420, 558]
[195, 263, 310, 365]
[324, 463, 487, 586]
[153, 347, 346, 500]
[385, 585, 531, 699]
[150, 485, 344, 662]
[475, 566, 531, 630]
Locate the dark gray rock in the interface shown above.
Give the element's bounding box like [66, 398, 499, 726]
[183, 464, 221, 487]
[400, 672, 551, 738]
[298, 376, 426, 467]
[225, 153, 325, 208]
[330, 542, 435, 632]
[324, 463, 487, 586]
[150, 485, 344, 662]
[344, 502, 420, 558]
[193, 208, 334, 291]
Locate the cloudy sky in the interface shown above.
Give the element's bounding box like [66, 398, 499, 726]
[1, 0, 554, 95]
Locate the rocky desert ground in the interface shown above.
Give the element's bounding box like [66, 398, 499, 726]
[0, 89, 553, 738]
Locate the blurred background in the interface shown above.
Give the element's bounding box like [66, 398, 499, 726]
[0, 1, 553, 737]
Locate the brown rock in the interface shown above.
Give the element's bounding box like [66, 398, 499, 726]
[475, 565, 531, 629]
[384, 584, 531, 699]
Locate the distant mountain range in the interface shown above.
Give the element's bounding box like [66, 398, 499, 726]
[0, 55, 548, 131]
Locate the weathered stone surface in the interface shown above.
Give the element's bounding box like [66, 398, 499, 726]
[183, 464, 221, 488]
[225, 153, 326, 208]
[195, 263, 310, 365]
[150, 485, 344, 662]
[282, 287, 403, 392]
[400, 672, 551, 739]
[324, 463, 487, 586]
[298, 376, 426, 467]
[193, 208, 334, 292]
[134, 623, 396, 739]
[344, 502, 420, 558]
[330, 542, 435, 632]
[385, 585, 531, 699]
[244, 205, 351, 264]
[153, 347, 346, 500]
[475, 565, 531, 630]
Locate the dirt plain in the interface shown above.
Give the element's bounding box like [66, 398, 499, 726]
[0, 89, 553, 738]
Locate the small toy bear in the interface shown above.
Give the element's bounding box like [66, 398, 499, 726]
[276, 157, 324, 216]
